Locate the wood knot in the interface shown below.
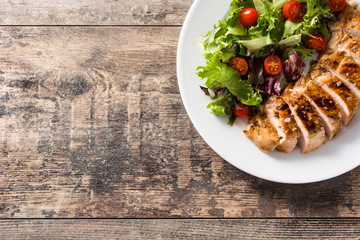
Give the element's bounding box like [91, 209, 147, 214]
[61, 75, 91, 96]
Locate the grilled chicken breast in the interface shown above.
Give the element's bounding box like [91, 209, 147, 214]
[245, 5, 360, 154]
[244, 112, 281, 153]
[262, 96, 300, 153]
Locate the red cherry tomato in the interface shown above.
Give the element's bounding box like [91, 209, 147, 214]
[228, 57, 249, 75]
[305, 33, 327, 54]
[329, 0, 346, 12]
[233, 102, 254, 119]
[238, 8, 258, 28]
[264, 55, 282, 75]
[283, 1, 305, 22]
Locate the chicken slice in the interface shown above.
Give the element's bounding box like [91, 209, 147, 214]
[309, 51, 346, 80]
[281, 86, 326, 154]
[311, 71, 358, 125]
[301, 79, 342, 140]
[262, 96, 300, 153]
[244, 112, 281, 153]
[311, 51, 360, 102]
[331, 55, 360, 102]
[328, 30, 360, 63]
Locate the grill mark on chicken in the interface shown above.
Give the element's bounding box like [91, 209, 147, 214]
[281, 90, 326, 154]
[332, 56, 360, 102]
[312, 72, 358, 126]
[262, 96, 300, 153]
[302, 80, 342, 140]
[310, 51, 346, 79]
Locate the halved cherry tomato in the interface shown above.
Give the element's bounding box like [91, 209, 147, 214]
[283, 1, 305, 22]
[238, 8, 258, 28]
[329, 0, 346, 12]
[305, 33, 326, 54]
[228, 57, 249, 75]
[264, 55, 282, 75]
[233, 102, 254, 119]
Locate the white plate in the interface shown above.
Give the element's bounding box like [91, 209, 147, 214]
[177, 0, 360, 184]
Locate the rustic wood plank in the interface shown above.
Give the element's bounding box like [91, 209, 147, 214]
[1, 26, 360, 218]
[1, 219, 360, 239]
[0, 0, 194, 25]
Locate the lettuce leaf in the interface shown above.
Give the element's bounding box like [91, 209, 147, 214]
[282, 0, 334, 39]
[237, 37, 271, 51]
[279, 34, 302, 47]
[196, 54, 263, 106]
[285, 46, 316, 59]
[248, 0, 283, 41]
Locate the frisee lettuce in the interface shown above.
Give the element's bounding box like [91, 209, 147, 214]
[196, 54, 262, 106]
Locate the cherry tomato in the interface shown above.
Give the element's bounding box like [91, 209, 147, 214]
[233, 102, 254, 119]
[329, 0, 346, 12]
[264, 55, 282, 75]
[238, 8, 258, 28]
[305, 33, 327, 54]
[228, 57, 249, 75]
[283, 1, 305, 22]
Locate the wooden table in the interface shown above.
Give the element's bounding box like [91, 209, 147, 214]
[1, 1, 360, 239]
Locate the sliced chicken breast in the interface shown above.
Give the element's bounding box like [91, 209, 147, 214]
[262, 96, 300, 153]
[281, 86, 326, 154]
[244, 112, 281, 153]
[311, 71, 358, 125]
[243, 6, 360, 154]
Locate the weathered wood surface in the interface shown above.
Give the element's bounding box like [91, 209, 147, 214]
[1, 219, 360, 239]
[1, 26, 360, 219]
[0, 0, 194, 26]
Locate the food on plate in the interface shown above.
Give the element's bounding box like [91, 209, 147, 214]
[244, 112, 281, 152]
[310, 71, 358, 125]
[262, 96, 300, 153]
[238, 8, 259, 27]
[228, 57, 249, 75]
[233, 101, 254, 119]
[329, 0, 347, 12]
[296, 78, 342, 140]
[264, 55, 282, 75]
[283, 1, 306, 22]
[196, 0, 360, 153]
[305, 33, 327, 53]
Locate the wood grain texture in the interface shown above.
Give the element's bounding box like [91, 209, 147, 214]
[0, 0, 194, 25]
[1, 219, 360, 239]
[1, 26, 360, 218]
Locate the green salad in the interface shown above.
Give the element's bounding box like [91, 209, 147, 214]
[196, 0, 338, 125]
